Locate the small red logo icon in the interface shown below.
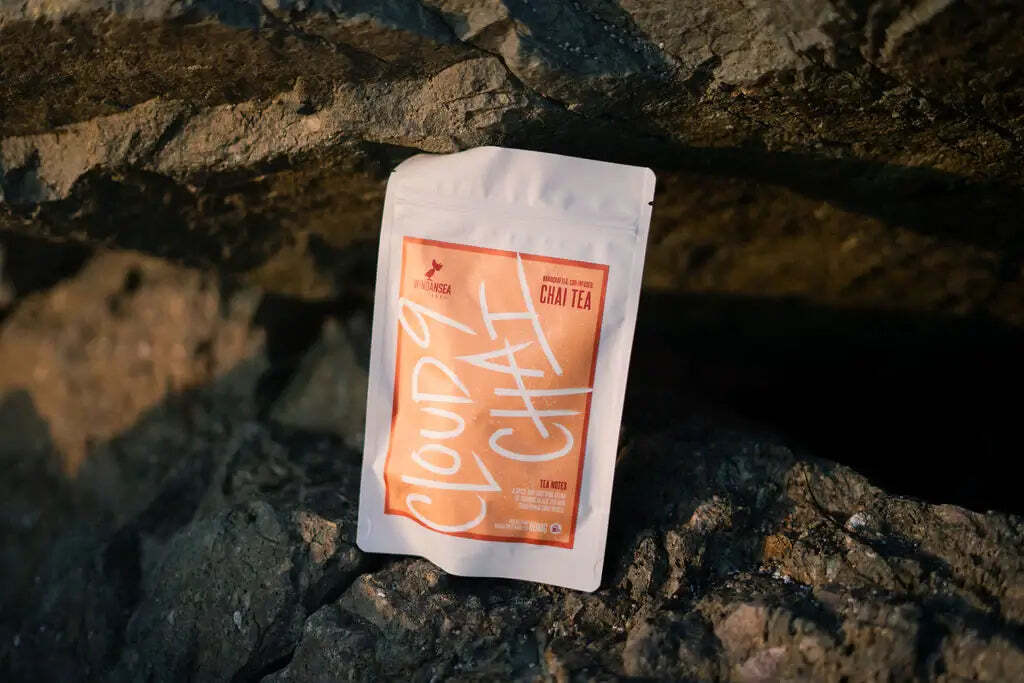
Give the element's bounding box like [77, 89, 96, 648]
[425, 259, 443, 280]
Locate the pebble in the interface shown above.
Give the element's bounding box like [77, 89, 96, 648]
[845, 512, 868, 531]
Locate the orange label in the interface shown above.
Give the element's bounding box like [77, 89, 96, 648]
[383, 237, 609, 547]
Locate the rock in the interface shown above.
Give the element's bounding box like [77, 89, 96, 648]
[113, 499, 361, 682]
[2, 0, 1022, 278]
[264, 421, 1024, 680]
[622, 609, 721, 679]
[421, 0, 669, 108]
[4, 411, 365, 681]
[270, 316, 369, 449]
[263, 602, 380, 682]
[276, 559, 567, 680]
[0, 245, 13, 310]
[2, 1, 1024, 680]
[100, 421, 364, 683]
[0, 55, 532, 205]
[0, 250, 266, 473]
[3, 315, 1023, 680]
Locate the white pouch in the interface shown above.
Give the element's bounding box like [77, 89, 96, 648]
[357, 146, 655, 591]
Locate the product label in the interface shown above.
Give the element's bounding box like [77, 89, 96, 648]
[383, 236, 609, 547]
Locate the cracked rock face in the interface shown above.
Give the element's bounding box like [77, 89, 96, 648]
[1, 0, 1021, 313]
[2, 0, 1024, 680]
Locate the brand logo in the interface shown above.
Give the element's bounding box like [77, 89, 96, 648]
[414, 257, 453, 295]
[425, 259, 443, 280]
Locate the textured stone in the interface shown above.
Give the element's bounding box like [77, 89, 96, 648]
[0, 250, 265, 472]
[0, 56, 532, 205]
[2, 2, 1024, 680]
[113, 499, 362, 682]
[270, 316, 369, 449]
[422, 0, 669, 107]
[3, 410, 366, 681]
[266, 420, 1024, 680]
[0, 245, 13, 309]
[3, 298, 1022, 679]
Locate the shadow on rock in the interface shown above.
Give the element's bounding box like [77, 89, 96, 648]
[625, 290, 1024, 515]
[505, 116, 1024, 262]
[0, 351, 367, 681]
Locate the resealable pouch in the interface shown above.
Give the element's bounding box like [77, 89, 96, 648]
[357, 146, 655, 591]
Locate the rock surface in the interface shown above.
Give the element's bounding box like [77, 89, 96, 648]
[2, 1, 1024, 680]
[0, 251, 1021, 681]
[270, 316, 369, 450]
[2, 1, 1022, 264]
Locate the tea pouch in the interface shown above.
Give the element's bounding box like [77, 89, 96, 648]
[357, 146, 655, 591]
